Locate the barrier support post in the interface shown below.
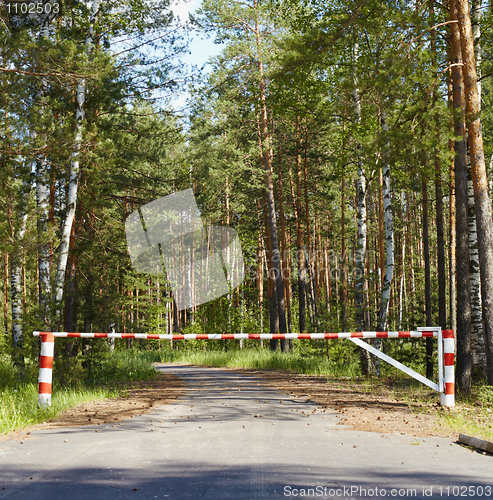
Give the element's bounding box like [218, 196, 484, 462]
[441, 329, 455, 407]
[38, 332, 54, 408]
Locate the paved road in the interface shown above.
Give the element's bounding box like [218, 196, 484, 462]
[0, 364, 492, 500]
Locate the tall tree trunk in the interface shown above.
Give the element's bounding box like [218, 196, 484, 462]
[35, 8, 57, 327]
[398, 194, 406, 331]
[353, 40, 366, 331]
[378, 168, 385, 287]
[468, 167, 485, 373]
[450, 0, 472, 391]
[340, 175, 348, 329]
[422, 175, 434, 379]
[3, 255, 8, 338]
[256, 204, 264, 333]
[64, 222, 77, 355]
[374, 111, 394, 375]
[53, 0, 101, 320]
[255, 14, 287, 347]
[467, 0, 485, 376]
[455, 0, 493, 384]
[471, 0, 481, 101]
[277, 151, 292, 334]
[376, 112, 394, 334]
[263, 199, 278, 349]
[36, 159, 51, 326]
[447, 73, 457, 334]
[303, 132, 318, 324]
[436, 164, 447, 330]
[295, 118, 307, 333]
[352, 37, 370, 374]
[340, 104, 348, 328]
[11, 210, 28, 371]
[430, 0, 447, 333]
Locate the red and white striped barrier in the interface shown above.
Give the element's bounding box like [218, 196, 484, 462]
[38, 332, 54, 408]
[442, 329, 455, 407]
[33, 328, 455, 407]
[34, 330, 439, 340]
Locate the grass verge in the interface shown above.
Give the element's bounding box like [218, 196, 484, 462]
[0, 384, 117, 434]
[0, 350, 162, 435]
[159, 348, 360, 377]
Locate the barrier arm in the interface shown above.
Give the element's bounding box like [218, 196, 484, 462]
[34, 328, 454, 408]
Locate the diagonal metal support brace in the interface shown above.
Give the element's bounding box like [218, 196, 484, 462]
[349, 337, 439, 392]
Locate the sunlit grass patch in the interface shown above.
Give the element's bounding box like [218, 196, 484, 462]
[0, 350, 159, 435]
[159, 348, 360, 377]
[0, 383, 117, 435]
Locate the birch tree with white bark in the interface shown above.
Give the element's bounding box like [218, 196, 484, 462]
[374, 110, 394, 375]
[53, 0, 101, 320]
[467, 0, 485, 375]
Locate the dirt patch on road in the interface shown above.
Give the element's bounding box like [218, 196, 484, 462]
[250, 370, 456, 439]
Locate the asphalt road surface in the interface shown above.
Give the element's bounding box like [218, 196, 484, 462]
[0, 364, 492, 500]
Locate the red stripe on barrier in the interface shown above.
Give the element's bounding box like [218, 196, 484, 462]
[442, 329, 455, 338]
[444, 353, 455, 365]
[445, 382, 455, 395]
[36, 330, 441, 339]
[39, 356, 53, 369]
[38, 382, 52, 394]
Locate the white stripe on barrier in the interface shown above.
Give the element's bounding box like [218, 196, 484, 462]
[444, 365, 454, 381]
[40, 342, 54, 357]
[443, 338, 455, 352]
[441, 394, 455, 407]
[38, 368, 53, 384]
[38, 394, 51, 408]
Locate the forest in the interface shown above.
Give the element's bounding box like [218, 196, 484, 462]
[1, 0, 492, 396]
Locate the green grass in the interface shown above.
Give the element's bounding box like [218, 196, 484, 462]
[438, 384, 493, 442]
[0, 350, 162, 435]
[0, 383, 117, 434]
[159, 348, 360, 377]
